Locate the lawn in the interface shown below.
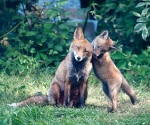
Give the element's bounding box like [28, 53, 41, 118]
[0, 71, 150, 125]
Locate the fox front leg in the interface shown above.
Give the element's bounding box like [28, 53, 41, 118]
[79, 82, 87, 108]
[64, 83, 71, 107]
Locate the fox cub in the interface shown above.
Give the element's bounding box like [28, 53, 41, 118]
[91, 30, 136, 112]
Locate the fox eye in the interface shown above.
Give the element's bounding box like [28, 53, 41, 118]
[97, 45, 100, 49]
[84, 50, 89, 53]
[76, 46, 80, 50]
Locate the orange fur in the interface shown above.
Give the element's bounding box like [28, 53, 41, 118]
[91, 31, 136, 112]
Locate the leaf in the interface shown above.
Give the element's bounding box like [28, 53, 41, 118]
[41, 37, 47, 43]
[136, 17, 148, 22]
[141, 8, 149, 16]
[95, 15, 102, 20]
[40, 53, 48, 60]
[54, 45, 63, 52]
[48, 43, 54, 49]
[49, 49, 53, 55]
[53, 51, 58, 54]
[119, 4, 127, 9]
[91, 3, 99, 6]
[134, 23, 145, 32]
[103, 3, 116, 13]
[132, 12, 141, 17]
[117, 60, 127, 69]
[142, 26, 148, 41]
[105, 3, 117, 9]
[30, 48, 36, 53]
[39, 49, 48, 52]
[26, 31, 37, 36]
[112, 51, 127, 60]
[59, 24, 67, 29]
[126, 27, 133, 37]
[29, 40, 34, 44]
[135, 2, 146, 8]
[44, 23, 52, 29]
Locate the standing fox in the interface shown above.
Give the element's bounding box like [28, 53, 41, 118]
[8, 26, 93, 108]
[91, 30, 136, 112]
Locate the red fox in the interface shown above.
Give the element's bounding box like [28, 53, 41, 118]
[91, 30, 136, 112]
[8, 27, 93, 108]
[48, 26, 93, 107]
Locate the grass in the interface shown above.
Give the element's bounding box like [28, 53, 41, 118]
[0, 71, 150, 125]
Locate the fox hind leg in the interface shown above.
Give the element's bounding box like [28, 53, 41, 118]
[121, 78, 136, 105]
[48, 82, 60, 105]
[109, 90, 118, 112]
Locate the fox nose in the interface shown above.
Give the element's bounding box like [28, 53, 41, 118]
[77, 56, 81, 61]
[75, 56, 82, 62]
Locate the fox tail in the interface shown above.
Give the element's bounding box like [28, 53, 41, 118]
[7, 95, 48, 107]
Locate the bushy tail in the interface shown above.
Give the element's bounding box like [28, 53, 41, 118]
[121, 78, 136, 105]
[7, 95, 48, 107]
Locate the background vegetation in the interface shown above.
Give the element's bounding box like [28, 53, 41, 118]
[0, 0, 77, 75]
[0, 0, 150, 86]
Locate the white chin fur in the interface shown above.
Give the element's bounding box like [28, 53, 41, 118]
[75, 56, 83, 62]
[7, 103, 18, 107]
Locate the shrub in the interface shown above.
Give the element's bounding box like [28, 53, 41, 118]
[91, 0, 149, 53]
[112, 46, 150, 86]
[133, 1, 150, 41]
[0, 0, 77, 75]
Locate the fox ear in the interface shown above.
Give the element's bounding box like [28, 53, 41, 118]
[74, 26, 84, 40]
[99, 30, 108, 40]
[91, 37, 97, 49]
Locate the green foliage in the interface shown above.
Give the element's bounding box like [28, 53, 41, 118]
[92, 0, 147, 53]
[133, 1, 150, 41]
[112, 46, 150, 86]
[0, 0, 77, 75]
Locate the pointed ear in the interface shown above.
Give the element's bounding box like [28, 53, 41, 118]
[91, 41, 94, 49]
[99, 30, 108, 40]
[91, 37, 97, 49]
[74, 26, 84, 40]
[109, 45, 118, 50]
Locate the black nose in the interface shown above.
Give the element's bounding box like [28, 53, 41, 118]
[77, 57, 81, 60]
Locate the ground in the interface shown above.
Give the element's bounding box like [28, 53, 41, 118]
[0, 71, 150, 125]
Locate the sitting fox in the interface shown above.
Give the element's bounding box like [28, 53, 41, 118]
[91, 30, 136, 112]
[8, 26, 93, 108]
[48, 26, 93, 107]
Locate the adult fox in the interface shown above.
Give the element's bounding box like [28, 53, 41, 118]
[48, 26, 93, 107]
[8, 26, 93, 108]
[91, 30, 136, 112]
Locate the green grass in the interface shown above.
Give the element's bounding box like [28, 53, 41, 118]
[0, 71, 150, 125]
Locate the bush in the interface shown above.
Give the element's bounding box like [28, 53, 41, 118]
[112, 46, 150, 86]
[91, 0, 150, 53]
[133, 1, 150, 41]
[0, 0, 77, 75]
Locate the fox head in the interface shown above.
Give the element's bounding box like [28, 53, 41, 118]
[70, 26, 93, 62]
[91, 30, 118, 57]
